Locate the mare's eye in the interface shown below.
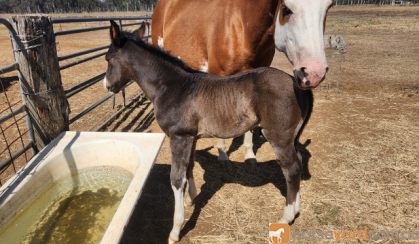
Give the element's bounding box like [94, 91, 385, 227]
[283, 6, 293, 17]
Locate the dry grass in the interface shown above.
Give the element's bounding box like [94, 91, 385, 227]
[0, 6, 418, 243]
[120, 6, 419, 244]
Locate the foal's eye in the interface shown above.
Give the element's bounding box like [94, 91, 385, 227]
[282, 5, 293, 17]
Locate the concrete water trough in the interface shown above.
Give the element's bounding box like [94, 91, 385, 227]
[0, 131, 165, 244]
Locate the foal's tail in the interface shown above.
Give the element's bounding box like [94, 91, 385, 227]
[294, 85, 314, 144]
[293, 85, 314, 180]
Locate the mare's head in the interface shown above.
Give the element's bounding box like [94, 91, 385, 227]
[103, 20, 147, 93]
[275, 0, 333, 89]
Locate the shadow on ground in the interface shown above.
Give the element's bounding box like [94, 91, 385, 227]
[0, 76, 18, 92]
[121, 137, 312, 243]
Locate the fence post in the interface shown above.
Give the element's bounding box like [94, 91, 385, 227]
[11, 15, 70, 149]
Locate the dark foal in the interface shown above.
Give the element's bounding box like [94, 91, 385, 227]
[104, 21, 313, 243]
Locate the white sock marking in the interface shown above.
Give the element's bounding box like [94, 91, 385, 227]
[244, 131, 256, 160]
[169, 179, 186, 242]
[279, 203, 296, 224]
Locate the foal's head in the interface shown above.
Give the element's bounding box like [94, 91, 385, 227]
[275, 0, 333, 89]
[103, 20, 147, 93]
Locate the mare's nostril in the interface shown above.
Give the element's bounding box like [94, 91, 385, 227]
[300, 67, 308, 77]
[326, 67, 329, 73]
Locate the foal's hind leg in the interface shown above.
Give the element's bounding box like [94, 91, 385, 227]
[244, 131, 256, 160]
[169, 135, 196, 243]
[263, 129, 301, 224]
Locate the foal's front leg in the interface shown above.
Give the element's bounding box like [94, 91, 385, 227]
[169, 135, 196, 243]
[263, 129, 301, 224]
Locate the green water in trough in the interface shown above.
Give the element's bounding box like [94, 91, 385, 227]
[0, 166, 133, 244]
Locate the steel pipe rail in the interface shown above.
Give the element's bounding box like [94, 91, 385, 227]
[58, 45, 109, 61]
[0, 105, 25, 124]
[0, 141, 33, 172]
[0, 18, 19, 41]
[65, 73, 105, 98]
[54, 19, 150, 36]
[60, 51, 107, 70]
[0, 63, 18, 75]
[69, 92, 114, 124]
[52, 16, 151, 24]
[94, 93, 142, 131]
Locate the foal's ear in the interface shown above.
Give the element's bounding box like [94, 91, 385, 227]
[134, 22, 147, 40]
[110, 20, 121, 47]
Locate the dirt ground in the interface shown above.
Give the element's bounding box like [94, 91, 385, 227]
[0, 5, 418, 243]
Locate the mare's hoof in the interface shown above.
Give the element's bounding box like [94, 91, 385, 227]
[168, 237, 177, 244]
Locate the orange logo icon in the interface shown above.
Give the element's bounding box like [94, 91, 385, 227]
[269, 223, 290, 244]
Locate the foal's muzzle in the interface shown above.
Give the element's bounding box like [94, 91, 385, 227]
[103, 76, 126, 94]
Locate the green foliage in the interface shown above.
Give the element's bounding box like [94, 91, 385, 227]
[0, 0, 158, 13]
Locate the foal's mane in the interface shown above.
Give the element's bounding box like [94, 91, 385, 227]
[121, 31, 202, 74]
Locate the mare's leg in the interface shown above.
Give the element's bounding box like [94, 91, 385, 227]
[216, 139, 229, 161]
[243, 131, 256, 160]
[185, 140, 197, 206]
[263, 129, 301, 224]
[169, 135, 196, 243]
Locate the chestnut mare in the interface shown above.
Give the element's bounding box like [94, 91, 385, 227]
[104, 21, 313, 243]
[152, 0, 332, 161]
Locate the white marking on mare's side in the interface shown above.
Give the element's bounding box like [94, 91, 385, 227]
[199, 60, 208, 73]
[158, 36, 164, 49]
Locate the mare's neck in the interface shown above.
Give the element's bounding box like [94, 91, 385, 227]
[127, 41, 190, 100]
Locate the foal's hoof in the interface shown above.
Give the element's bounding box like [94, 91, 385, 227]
[217, 150, 229, 161]
[168, 233, 180, 244]
[168, 237, 178, 244]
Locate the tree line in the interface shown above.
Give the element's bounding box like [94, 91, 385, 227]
[335, 0, 417, 4]
[1, 0, 417, 13]
[0, 0, 158, 13]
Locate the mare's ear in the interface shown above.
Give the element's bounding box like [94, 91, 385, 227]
[134, 22, 147, 40]
[110, 20, 121, 47]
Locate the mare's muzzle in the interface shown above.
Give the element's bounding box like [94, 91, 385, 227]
[293, 67, 328, 90]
